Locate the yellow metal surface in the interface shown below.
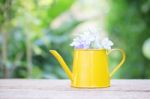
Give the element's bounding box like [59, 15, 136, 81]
[108, 49, 126, 77]
[50, 49, 125, 88]
[49, 50, 73, 81]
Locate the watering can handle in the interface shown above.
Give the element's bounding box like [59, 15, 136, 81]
[108, 49, 126, 78]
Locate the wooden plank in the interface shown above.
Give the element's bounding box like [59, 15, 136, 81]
[0, 80, 150, 99]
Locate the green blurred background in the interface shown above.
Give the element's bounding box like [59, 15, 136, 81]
[0, 0, 150, 79]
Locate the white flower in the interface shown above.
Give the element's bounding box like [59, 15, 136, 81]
[101, 38, 114, 50]
[70, 31, 95, 49]
[70, 37, 90, 49]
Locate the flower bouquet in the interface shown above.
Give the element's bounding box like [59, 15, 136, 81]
[70, 28, 113, 50]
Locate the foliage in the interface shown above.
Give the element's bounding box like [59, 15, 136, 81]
[0, 0, 150, 79]
[106, 0, 150, 78]
[0, 0, 78, 78]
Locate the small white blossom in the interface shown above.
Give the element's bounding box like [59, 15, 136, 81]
[101, 38, 114, 50]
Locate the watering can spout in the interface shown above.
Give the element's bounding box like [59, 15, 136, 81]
[49, 50, 73, 81]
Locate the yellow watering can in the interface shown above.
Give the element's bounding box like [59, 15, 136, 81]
[50, 49, 125, 88]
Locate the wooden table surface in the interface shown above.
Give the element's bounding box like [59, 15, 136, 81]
[0, 79, 150, 99]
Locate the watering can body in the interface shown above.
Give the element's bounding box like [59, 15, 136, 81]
[50, 49, 125, 88]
